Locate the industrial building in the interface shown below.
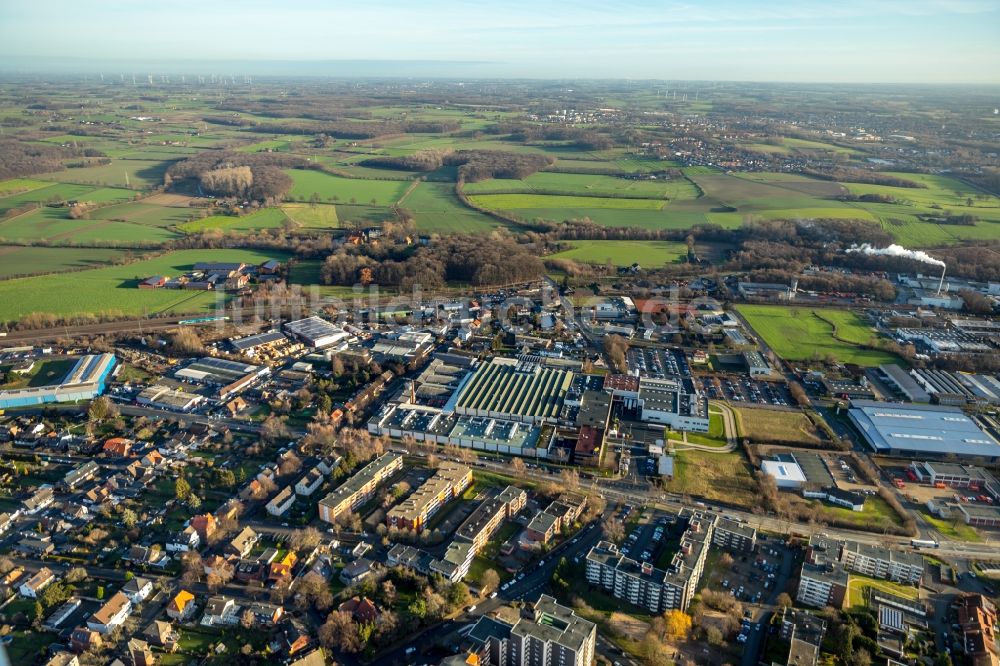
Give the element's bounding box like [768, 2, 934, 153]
[368, 403, 547, 458]
[318, 453, 403, 524]
[173, 357, 269, 400]
[848, 400, 1000, 461]
[137, 384, 205, 412]
[908, 462, 999, 498]
[761, 459, 808, 488]
[451, 357, 572, 424]
[878, 364, 931, 403]
[283, 316, 350, 349]
[0, 353, 116, 409]
[228, 330, 288, 357]
[743, 351, 771, 376]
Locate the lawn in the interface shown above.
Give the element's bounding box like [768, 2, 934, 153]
[4, 629, 56, 665]
[0, 246, 134, 278]
[285, 169, 411, 205]
[548, 240, 687, 267]
[177, 208, 289, 233]
[733, 408, 823, 445]
[922, 513, 982, 543]
[816, 495, 903, 532]
[846, 573, 920, 609]
[0, 248, 287, 322]
[736, 305, 898, 366]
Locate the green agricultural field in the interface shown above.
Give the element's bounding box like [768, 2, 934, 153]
[468, 193, 666, 211]
[89, 202, 194, 228]
[37, 159, 172, 189]
[177, 208, 288, 233]
[0, 206, 172, 245]
[0, 248, 288, 322]
[464, 172, 699, 200]
[0, 247, 135, 279]
[736, 305, 898, 366]
[280, 203, 340, 228]
[835, 171, 1000, 245]
[399, 182, 505, 232]
[286, 169, 411, 205]
[0, 178, 52, 197]
[0, 183, 111, 216]
[548, 240, 687, 266]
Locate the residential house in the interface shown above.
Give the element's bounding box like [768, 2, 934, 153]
[19, 567, 56, 598]
[268, 552, 298, 585]
[340, 558, 376, 586]
[189, 514, 218, 543]
[16, 536, 55, 556]
[248, 602, 284, 626]
[62, 461, 100, 491]
[143, 620, 179, 652]
[0, 512, 15, 536]
[70, 627, 103, 653]
[42, 652, 79, 666]
[128, 545, 170, 568]
[339, 597, 380, 624]
[266, 486, 296, 517]
[128, 638, 156, 666]
[201, 595, 239, 627]
[294, 467, 326, 497]
[102, 438, 133, 457]
[23, 486, 55, 514]
[167, 526, 200, 553]
[227, 526, 259, 558]
[166, 590, 196, 622]
[87, 592, 132, 634]
[283, 619, 312, 656]
[122, 577, 154, 605]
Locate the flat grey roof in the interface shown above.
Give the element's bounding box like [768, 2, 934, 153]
[849, 400, 1000, 458]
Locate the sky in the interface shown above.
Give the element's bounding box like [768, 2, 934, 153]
[1, 0, 999, 82]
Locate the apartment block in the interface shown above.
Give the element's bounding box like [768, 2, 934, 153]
[386, 462, 472, 532]
[712, 517, 757, 553]
[509, 595, 596, 666]
[318, 453, 403, 523]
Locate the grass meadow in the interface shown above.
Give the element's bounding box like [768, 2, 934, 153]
[0, 248, 287, 322]
[548, 240, 688, 266]
[736, 305, 898, 366]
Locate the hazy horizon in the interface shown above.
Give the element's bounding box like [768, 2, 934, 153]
[2, 0, 999, 83]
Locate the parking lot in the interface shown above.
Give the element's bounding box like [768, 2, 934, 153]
[627, 347, 690, 379]
[699, 375, 794, 406]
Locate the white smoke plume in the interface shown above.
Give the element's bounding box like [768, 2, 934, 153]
[846, 243, 945, 267]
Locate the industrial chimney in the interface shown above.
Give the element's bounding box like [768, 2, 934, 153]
[936, 264, 947, 296]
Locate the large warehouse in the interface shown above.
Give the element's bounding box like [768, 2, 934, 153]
[848, 400, 1000, 462]
[449, 357, 572, 425]
[173, 357, 269, 400]
[0, 353, 117, 409]
[283, 316, 350, 349]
